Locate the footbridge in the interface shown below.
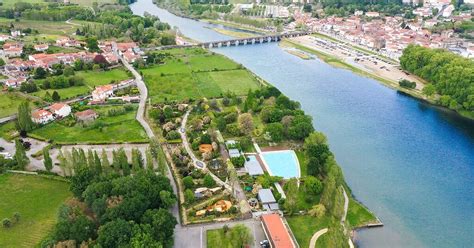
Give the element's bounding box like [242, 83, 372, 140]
[154, 31, 313, 50]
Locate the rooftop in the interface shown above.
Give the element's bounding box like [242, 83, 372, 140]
[261, 214, 295, 248]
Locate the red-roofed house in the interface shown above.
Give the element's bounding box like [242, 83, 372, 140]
[75, 109, 98, 122]
[32, 109, 54, 124]
[4, 77, 27, 88]
[92, 84, 114, 101]
[49, 103, 71, 117]
[3, 42, 23, 57]
[261, 214, 296, 248]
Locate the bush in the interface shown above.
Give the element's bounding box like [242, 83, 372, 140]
[2, 218, 11, 228]
[203, 174, 216, 188]
[183, 176, 194, 189]
[231, 156, 245, 168]
[399, 79, 416, 89]
[166, 131, 181, 140]
[226, 123, 241, 136]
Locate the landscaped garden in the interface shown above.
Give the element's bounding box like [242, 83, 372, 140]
[140, 48, 263, 102]
[0, 174, 71, 247]
[30, 105, 148, 144]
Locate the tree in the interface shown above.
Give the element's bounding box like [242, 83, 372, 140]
[288, 115, 314, 140]
[0, 58, 5, 66]
[422, 84, 436, 96]
[238, 113, 254, 135]
[304, 132, 332, 176]
[94, 151, 102, 174]
[203, 174, 216, 188]
[303, 176, 323, 202]
[101, 149, 110, 172]
[132, 148, 143, 172]
[33, 67, 47, 79]
[265, 123, 284, 142]
[13, 212, 21, 223]
[184, 189, 195, 203]
[52, 90, 61, 101]
[309, 204, 326, 218]
[320, 176, 336, 211]
[14, 139, 29, 170]
[229, 224, 253, 248]
[86, 37, 100, 52]
[43, 147, 53, 172]
[17, 101, 35, 132]
[182, 176, 194, 189]
[141, 208, 177, 247]
[70, 167, 95, 198]
[130, 224, 162, 248]
[159, 190, 176, 208]
[53, 206, 97, 244]
[146, 148, 154, 172]
[97, 219, 133, 248]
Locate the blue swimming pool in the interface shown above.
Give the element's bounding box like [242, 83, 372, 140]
[261, 150, 300, 179]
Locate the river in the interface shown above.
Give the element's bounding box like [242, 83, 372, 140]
[130, 1, 474, 247]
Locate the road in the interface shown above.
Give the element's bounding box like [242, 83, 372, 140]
[115, 47, 154, 138]
[179, 110, 204, 168]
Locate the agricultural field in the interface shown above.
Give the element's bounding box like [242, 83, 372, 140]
[30, 105, 148, 144]
[0, 174, 71, 247]
[141, 48, 262, 102]
[32, 68, 131, 101]
[0, 92, 40, 118]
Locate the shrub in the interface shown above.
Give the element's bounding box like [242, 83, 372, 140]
[203, 174, 216, 188]
[166, 131, 181, 140]
[399, 79, 416, 89]
[231, 156, 245, 168]
[183, 176, 194, 189]
[2, 218, 11, 228]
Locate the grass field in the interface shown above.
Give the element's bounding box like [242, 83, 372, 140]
[207, 229, 234, 248]
[30, 105, 148, 144]
[32, 68, 130, 100]
[0, 92, 40, 118]
[347, 198, 377, 228]
[0, 174, 71, 247]
[141, 48, 261, 102]
[287, 214, 332, 248]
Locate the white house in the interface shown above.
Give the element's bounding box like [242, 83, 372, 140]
[92, 84, 114, 101]
[34, 44, 49, 52]
[49, 103, 71, 118]
[32, 109, 54, 124]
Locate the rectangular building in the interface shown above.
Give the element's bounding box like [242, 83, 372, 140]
[261, 214, 296, 248]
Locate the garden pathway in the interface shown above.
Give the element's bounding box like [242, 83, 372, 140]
[309, 228, 328, 248]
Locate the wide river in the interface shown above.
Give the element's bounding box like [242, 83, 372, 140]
[131, 1, 474, 247]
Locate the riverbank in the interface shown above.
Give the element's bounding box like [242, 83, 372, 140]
[209, 27, 256, 38]
[203, 19, 271, 35]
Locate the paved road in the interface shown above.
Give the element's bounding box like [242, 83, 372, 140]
[116, 47, 154, 139]
[309, 228, 328, 248]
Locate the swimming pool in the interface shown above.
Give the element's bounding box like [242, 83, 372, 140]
[260, 150, 300, 179]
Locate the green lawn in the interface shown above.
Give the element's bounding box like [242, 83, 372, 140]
[0, 174, 71, 247]
[296, 151, 306, 177]
[0, 92, 39, 118]
[0, 0, 45, 7]
[32, 68, 131, 101]
[347, 198, 377, 228]
[287, 214, 331, 248]
[0, 121, 17, 141]
[141, 48, 261, 102]
[30, 106, 148, 144]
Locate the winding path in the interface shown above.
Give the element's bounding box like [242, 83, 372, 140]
[309, 228, 328, 248]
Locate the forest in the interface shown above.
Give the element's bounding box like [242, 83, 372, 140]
[400, 45, 474, 114]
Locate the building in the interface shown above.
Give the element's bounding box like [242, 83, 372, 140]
[365, 12, 380, 18]
[0, 34, 10, 42]
[75, 109, 98, 122]
[34, 44, 49, 52]
[49, 103, 71, 118]
[258, 188, 279, 211]
[260, 214, 296, 248]
[4, 77, 27, 88]
[244, 156, 264, 176]
[32, 109, 54, 124]
[92, 84, 114, 101]
[56, 37, 81, 47]
[2, 42, 23, 58]
[228, 148, 241, 158]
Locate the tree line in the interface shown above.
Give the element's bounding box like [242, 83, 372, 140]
[400, 45, 474, 113]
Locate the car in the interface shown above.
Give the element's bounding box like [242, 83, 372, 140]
[260, 240, 270, 248]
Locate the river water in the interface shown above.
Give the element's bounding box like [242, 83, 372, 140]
[131, 1, 474, 247]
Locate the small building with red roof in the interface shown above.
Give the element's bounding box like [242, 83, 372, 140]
[32, 109, 54, 124]
[49, 103, 71, 118]
[260, 214, 296, 248]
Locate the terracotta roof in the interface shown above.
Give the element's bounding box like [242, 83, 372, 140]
[32, 109, 52, 119]
[261, 214, 295, 248]
[75, 109, 97, 118]
[50, 103, 68, 111]
[95, 84, 113, 93]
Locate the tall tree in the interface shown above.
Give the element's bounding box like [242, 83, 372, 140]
[52, 91, 60, 101]
[131, 148, 143, 172]
[101, 149, 110, 172]
[238, 113, 254, 135]
[17, 101, 35, 132]
[14, 139, 29, 170]
[94, 151, 102, 174]
[43, 147, 53, 172]
[145, 148, 154, 172]
[87, 149, 95, 168]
